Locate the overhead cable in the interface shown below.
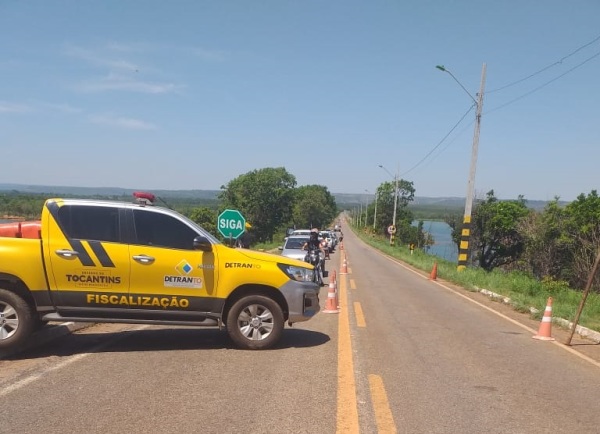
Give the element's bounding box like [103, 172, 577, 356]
[488, 33, 600, 94]
[401, 104, 475, 177]
[485, 49, 600, 115]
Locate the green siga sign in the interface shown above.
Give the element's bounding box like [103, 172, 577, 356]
[217, 209, 246, 239]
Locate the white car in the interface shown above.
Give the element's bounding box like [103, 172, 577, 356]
[279, 235, 310, 262]
[291, 229, 312, 237]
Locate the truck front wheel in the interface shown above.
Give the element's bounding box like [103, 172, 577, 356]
[0, 288, 35, 350]
[226, 295, 284, 350]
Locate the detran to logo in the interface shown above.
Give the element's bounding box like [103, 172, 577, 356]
[175, 260, 193, 275]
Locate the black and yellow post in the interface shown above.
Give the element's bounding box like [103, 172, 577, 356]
[457, 215, 471, 270]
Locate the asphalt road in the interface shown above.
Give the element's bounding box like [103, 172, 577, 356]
[2, 230, 600, 434]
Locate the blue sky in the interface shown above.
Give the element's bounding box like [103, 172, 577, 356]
[1, 0, 599, 202]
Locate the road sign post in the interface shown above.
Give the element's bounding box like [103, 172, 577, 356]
[217, 209, 246, 241]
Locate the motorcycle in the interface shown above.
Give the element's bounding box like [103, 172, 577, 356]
[305, 248, 325, 286]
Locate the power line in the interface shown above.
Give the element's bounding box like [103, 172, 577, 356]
[486, 49, 600, 115]
[401, 104, 475, 177]
[487, 33, 600, 94]
[402, 35, 600, 182]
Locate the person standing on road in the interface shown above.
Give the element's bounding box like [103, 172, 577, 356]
[236, 222, 253, 248]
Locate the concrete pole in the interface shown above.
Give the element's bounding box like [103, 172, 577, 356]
[458, 62, 486, 270]
[373, 191, 378, 230]
[391, 173, 398, 246]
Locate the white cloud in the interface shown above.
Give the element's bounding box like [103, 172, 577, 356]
[0, 102, 31, 114]
[65, 44, 181, 94]
[37, 102, 82, 114]
[89, 114, 157, 130]
[191, 47, 227, 62]
[75, 74, 179, 94]
[64, 45, 139, 72]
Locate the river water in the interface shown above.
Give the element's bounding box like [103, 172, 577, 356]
[418, 220, 457, 263]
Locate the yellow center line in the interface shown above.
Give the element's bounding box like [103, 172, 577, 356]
[368, 374, 398, 433]
[337, 253, 359, 433]
[354, 302, 366, 328]
[339, 244, 397, 433]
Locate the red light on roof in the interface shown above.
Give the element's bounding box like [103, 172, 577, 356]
[133, 191, 156, 204]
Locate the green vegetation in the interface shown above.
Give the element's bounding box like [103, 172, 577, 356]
[0, 193, 48, 219]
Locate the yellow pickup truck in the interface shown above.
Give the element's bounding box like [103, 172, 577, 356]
[0, 194, 320, 351]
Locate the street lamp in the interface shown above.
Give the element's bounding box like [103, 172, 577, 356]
[437, 63, 487, 270]
[378, 164, 399, 246]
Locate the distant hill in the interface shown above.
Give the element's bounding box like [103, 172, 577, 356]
[0, 183, 561, 211]
[0, 183, 219, 200]
[328, 192, 558, 211]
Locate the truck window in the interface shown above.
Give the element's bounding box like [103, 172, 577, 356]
[133, 209, 198, 250]
[58, 205, 119, 243]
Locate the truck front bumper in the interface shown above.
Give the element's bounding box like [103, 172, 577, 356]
[279, 280, 320, 323]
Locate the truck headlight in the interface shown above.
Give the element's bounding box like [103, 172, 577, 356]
[278, 264, 314, 282]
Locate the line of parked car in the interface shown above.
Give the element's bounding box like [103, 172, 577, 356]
[278, 227, 342, 262]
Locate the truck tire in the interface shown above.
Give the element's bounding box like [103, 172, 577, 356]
[226, 295, 284, 350]
[0, 288, 35, 350]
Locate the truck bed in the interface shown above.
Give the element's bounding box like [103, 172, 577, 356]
[0, 221, 41, 239]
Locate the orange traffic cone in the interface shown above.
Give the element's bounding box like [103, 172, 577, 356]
[323, 278, 340, 314]
[332, 270, 340, 308]
[340, 258, 348, 275]
[533, 297, 555, 341]
[429, 262, 438, 280]
[340, 242, 344, 250]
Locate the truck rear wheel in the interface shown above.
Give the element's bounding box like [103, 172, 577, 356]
[226, 295, 284, 350]
[0, 288, 35, 350]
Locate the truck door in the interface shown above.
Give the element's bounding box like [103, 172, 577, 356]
[127, 209, 218, 319]
[43, 201, 130, 314]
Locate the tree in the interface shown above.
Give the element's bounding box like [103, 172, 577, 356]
[470, 191, 530, 271]
[291, 185, 337, 229]
[518, 198, 572, 281]
[372, 179, 415, 237]
[219, 167, 296, 243]
[189, 207, 218, 237]
[563, 190, 600, 290]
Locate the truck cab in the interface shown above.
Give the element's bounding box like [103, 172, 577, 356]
[0, 195, 320, 351]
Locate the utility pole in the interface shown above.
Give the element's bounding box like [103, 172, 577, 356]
[437, 63, 487, 270]
[364, 189, 369, 228]
[458, 63, 486, 270]
[391, 171, 399, 246]
[378, 164, 400, 246]
[373, 190, 378, 230]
